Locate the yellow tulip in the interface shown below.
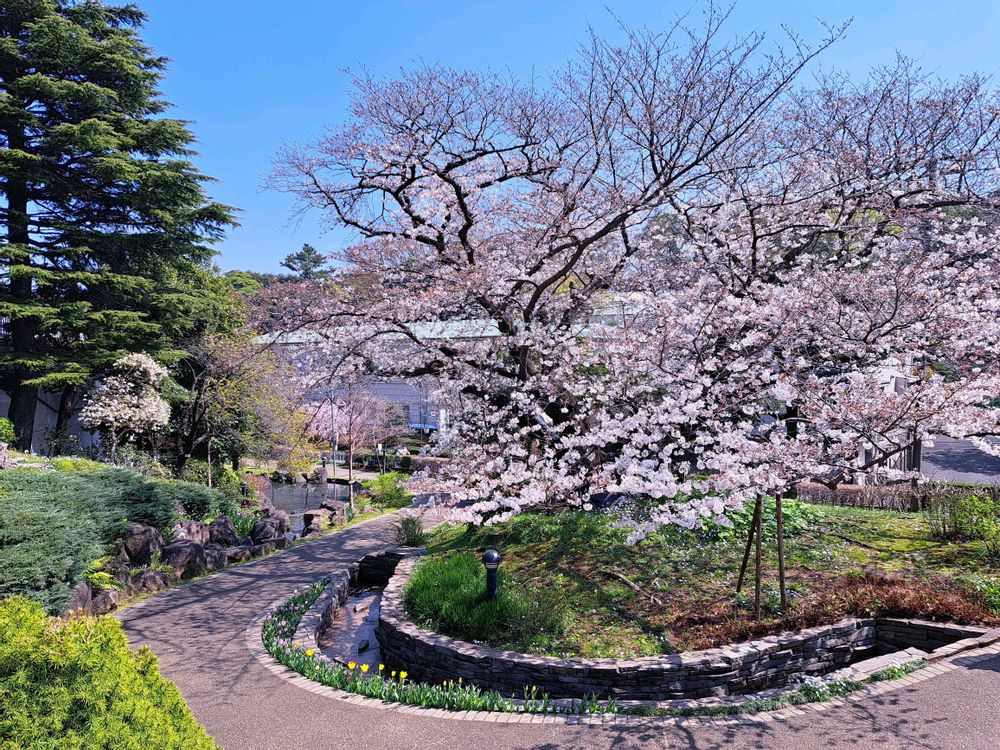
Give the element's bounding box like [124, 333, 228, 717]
[400, 671, 408, 680]
[361, 664, 370, 673]
[379, 664, 385, 672]
[348, 661, 357, 670]
[306, 649, 315, 657]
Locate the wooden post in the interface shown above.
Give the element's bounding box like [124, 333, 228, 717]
[737, 496, 763, 593]
[754, 503, 763, 620]
[776, 493, 787, 610]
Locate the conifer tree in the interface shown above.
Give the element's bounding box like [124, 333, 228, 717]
[0, 0, 234, 449]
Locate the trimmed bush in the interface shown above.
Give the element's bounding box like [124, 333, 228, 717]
[0, 597, 217, 749]
[404, 553, 566, 649]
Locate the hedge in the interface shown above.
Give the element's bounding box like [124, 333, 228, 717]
[0, 597, 218, 749]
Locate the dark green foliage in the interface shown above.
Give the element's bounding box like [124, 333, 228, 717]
[0, 468, 221, 612]
[404, 553, 567, 648]
[0, 0, 235, 447]
[0, 596, 217, 749]
[280, 243, 331, 279]
[393, 516, 427, 547]
[361, 471, 413, 508]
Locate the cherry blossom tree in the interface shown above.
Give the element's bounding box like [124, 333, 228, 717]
[80, 353, 171, 462]
[306, 382, 406, 507]
[266, 13, 1000, 616]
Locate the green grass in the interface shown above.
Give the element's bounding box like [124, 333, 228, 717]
[419, 502, 1000, 658]
[403, 553, 567, 649]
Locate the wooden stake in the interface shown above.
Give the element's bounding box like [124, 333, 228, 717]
[737, 496, 762, 593]
[776, 493, 787, 610]
[754, 502, 763, 621]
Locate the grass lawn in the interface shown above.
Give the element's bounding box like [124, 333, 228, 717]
[417, 500, 1000, 658]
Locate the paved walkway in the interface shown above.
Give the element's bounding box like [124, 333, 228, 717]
[121, 516, 1000, 750]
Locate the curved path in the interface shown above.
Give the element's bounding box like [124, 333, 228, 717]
[121, 516, 1000, 750]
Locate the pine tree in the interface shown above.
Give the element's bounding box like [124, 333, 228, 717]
[280, 243, 330, 280]
[0, 0, 234, 449]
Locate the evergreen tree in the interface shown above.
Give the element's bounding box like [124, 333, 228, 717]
[280, 243, 330, 279]
[0, 0, 234, 449]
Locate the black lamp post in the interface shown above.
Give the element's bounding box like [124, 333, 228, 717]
[482, 549, 502, 601]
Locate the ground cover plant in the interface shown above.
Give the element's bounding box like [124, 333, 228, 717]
[0, 467, 225, 613]
[415, 501, 1000, 657]
[0, 597, 217, 749]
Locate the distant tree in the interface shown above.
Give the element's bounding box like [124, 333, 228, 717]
[0, 1, 234, 449]
[280, 243, 331, 280]
[80, 353, 170, 462]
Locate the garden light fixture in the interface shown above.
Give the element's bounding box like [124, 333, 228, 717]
[482, 549, 502, 601]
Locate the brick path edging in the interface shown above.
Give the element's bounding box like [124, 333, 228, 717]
[245, 594, 1000, 727]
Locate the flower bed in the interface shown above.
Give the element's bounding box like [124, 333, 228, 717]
[259, 575, 937, 717]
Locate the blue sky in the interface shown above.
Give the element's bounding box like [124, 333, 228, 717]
[137, 1, 1000, 272]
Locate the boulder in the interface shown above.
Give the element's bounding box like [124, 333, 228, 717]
[250, 542, 276, 557]
[301, 508, 332, 538]
[123, 522, 164, 566]
[208, 515, 240, 547]
[106, 561, 134, 594]
[265, 507, 291, 531]
[204, 543, 228, 571]
[161, 540, 207, 579]
[172, 519, 210, 546]
[319, 498, 348, 525]
[251, 516, 287, 544]
[225, 545, 252, 564]
[65, 581, 93, 616]
[131, 570, 168, 594]
[92, 588, 122, 615]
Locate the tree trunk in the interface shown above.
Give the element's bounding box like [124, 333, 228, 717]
[776, 493, 787, 610]
[347, 444, 355, 510]
[7, 382, 37, 452]
[55, 384, 78, 435]
[737, 496, 763, 593]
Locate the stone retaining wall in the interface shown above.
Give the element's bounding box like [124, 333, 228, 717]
[376, 557, 878, 700]
[876, 617, 988, 652]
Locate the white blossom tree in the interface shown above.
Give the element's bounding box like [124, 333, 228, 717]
[266, 14, 1000, 616]
[80, 353, 171, 462]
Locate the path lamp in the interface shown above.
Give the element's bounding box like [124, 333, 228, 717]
[482, 550, 502, 602]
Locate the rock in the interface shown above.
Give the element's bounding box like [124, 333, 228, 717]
[301, 508, 332, 538]
[161, 540, 207, 579]
[123, 522, 164, 566]
[251, 516, 287, 543]
[208, 515, 240, 547]
[107, 561, 134, 594]
[225, 545, 252, 563]
[319, 498, 348, 526]
[204, 543, 228, 571]
[294, 472, 308, 484]
[92, 588, 122, 615]
[172, 519, 210, 546]
[251, 542, 276, 557]
[65, 581, 93, 616]
[131, 570, 168, 594]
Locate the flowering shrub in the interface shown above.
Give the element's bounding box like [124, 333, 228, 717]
[80, 353, 170, 460]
